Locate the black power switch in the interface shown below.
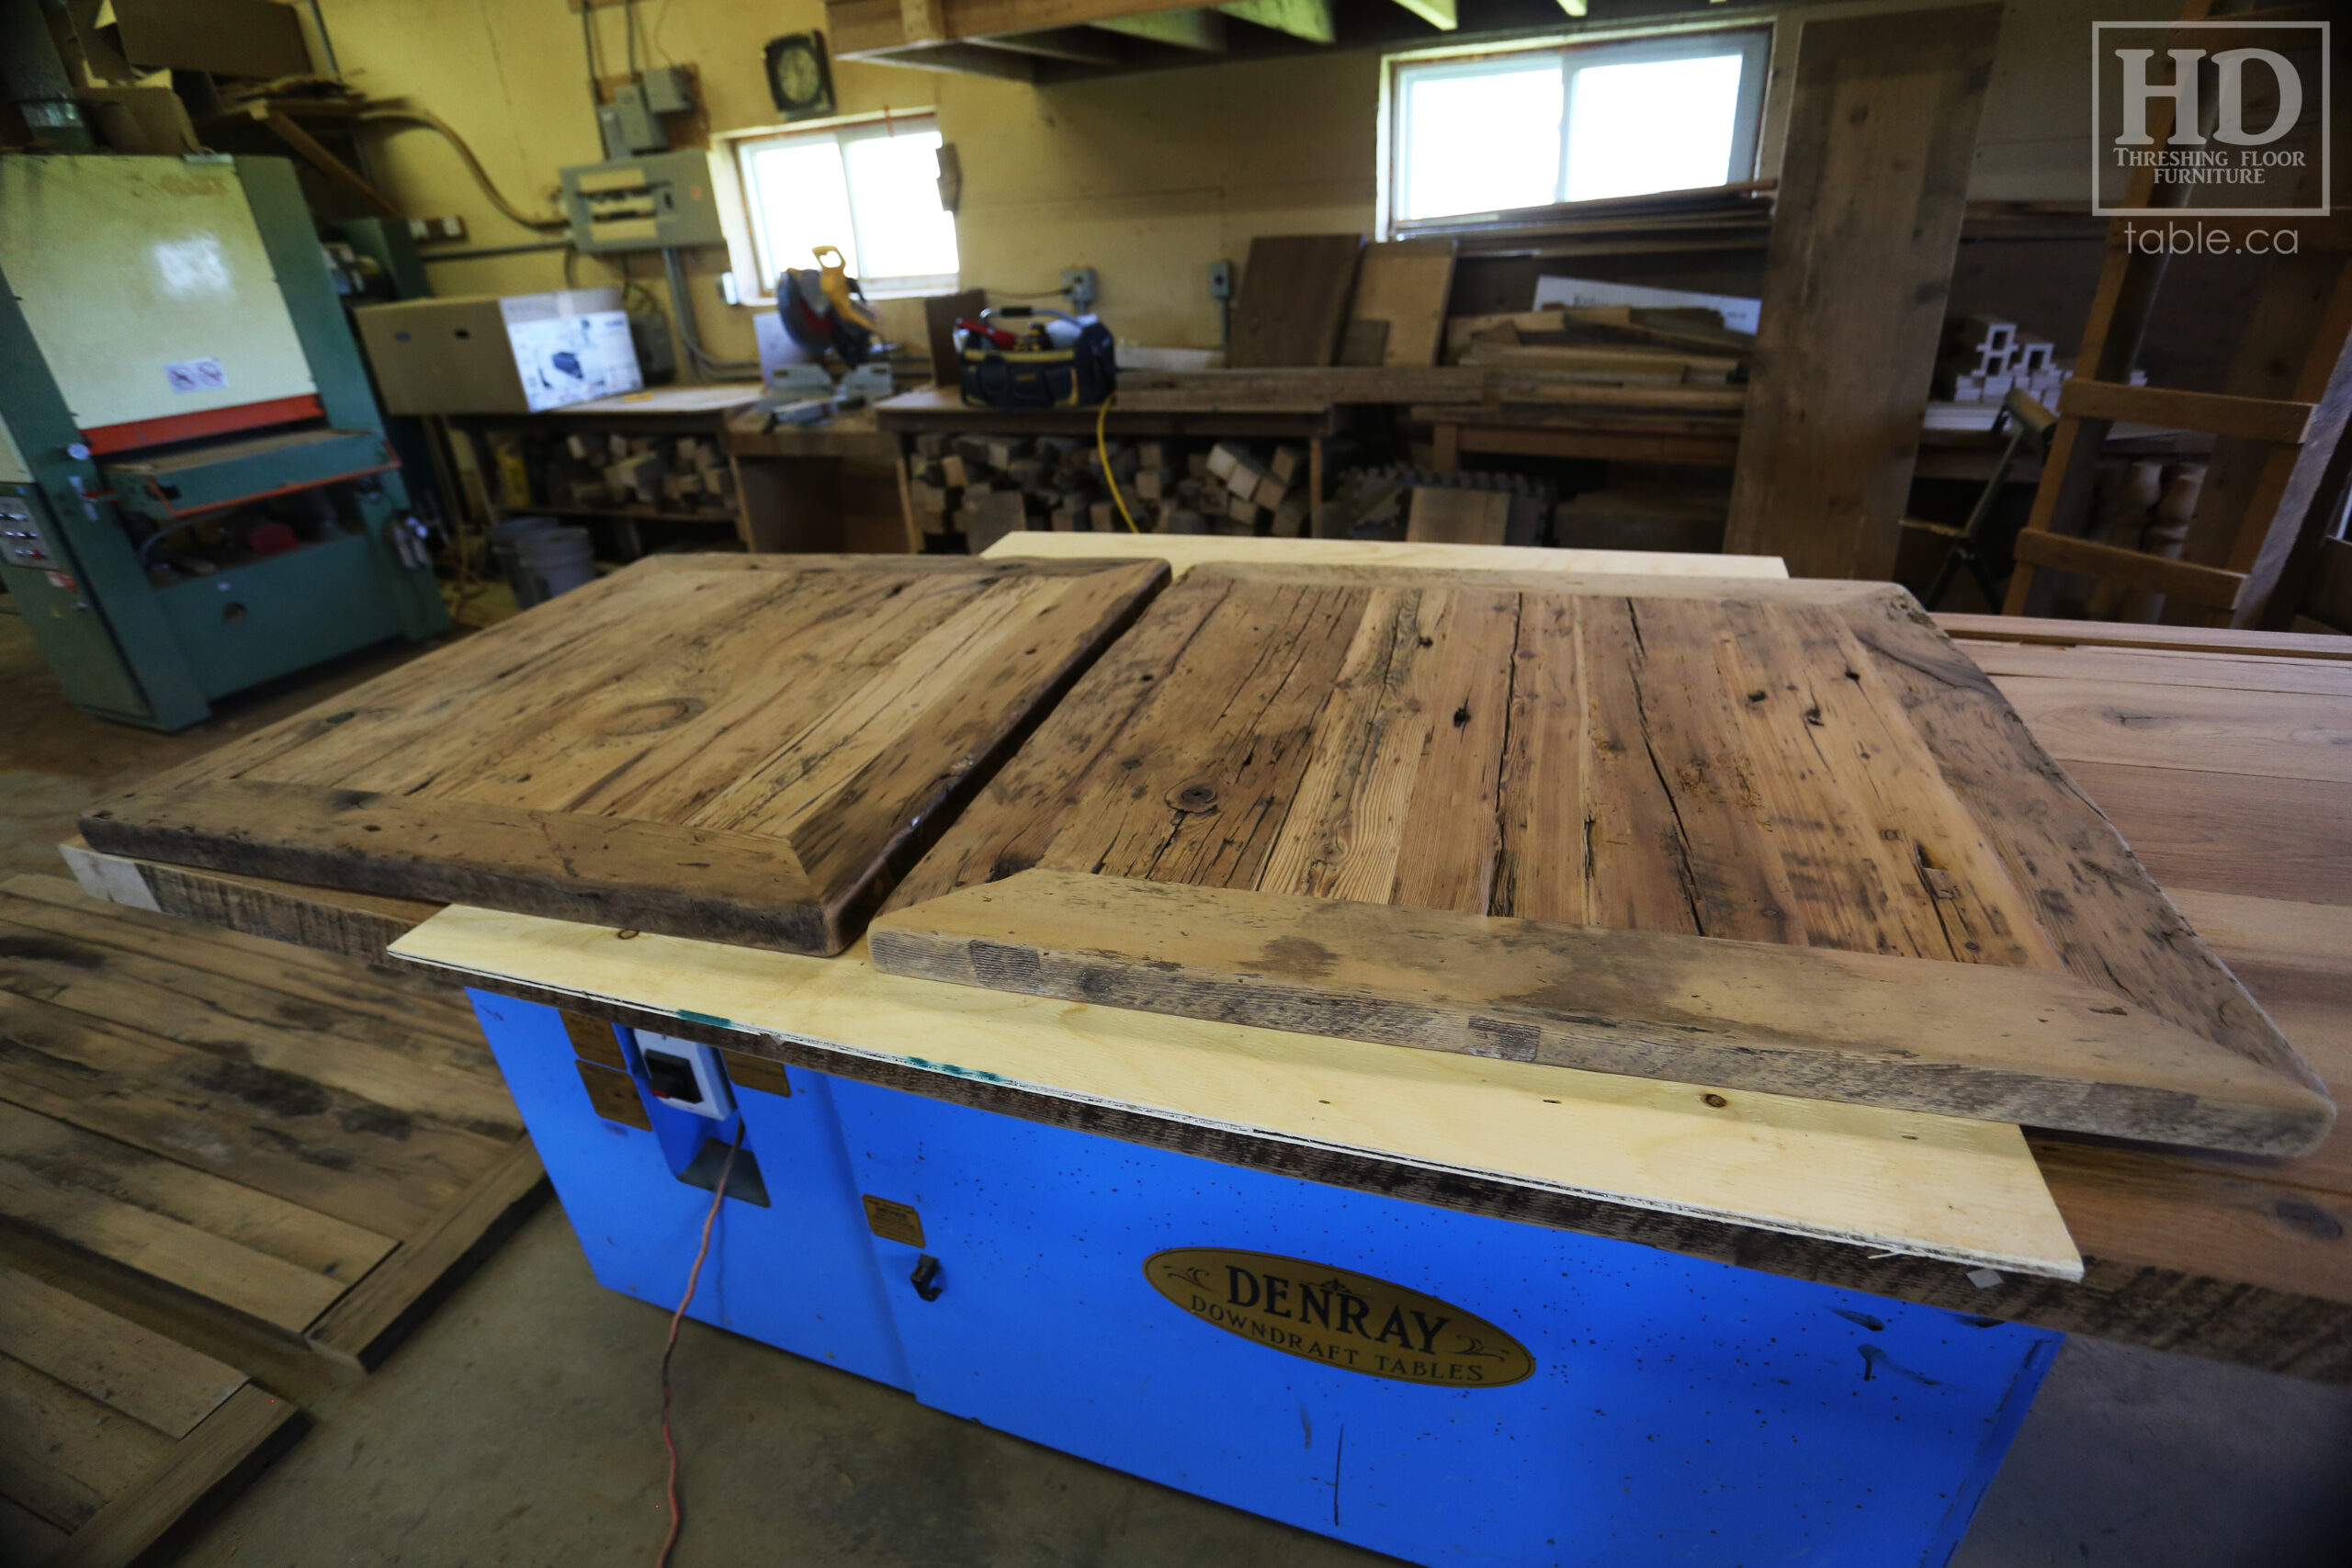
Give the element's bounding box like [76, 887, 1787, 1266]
[640, 1048, 703, 1105]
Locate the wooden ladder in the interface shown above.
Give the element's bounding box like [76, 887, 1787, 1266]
[2002, 4, 2352, 628]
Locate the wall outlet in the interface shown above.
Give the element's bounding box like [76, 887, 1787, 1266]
[1207, 260, 1233, 300]
[405, 215, 468, 243]
[1059, 266, 1099, 312]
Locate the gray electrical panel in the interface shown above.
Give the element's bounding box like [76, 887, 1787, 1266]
[560, 151, 728, 254]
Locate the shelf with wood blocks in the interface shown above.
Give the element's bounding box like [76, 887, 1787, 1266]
[57, 570, 2352, 1377]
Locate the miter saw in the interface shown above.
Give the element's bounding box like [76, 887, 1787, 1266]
[778, 243, 885, 364]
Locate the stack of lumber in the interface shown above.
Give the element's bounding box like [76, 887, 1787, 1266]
[868, 565, 2333, 1159]
[542, 432, 737, 515]
[1119, 304, 1752, 422]
[1417, 180, 1776, 262]
[908, 434, 1313, 546]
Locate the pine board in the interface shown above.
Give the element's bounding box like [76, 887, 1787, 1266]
[386, 904, 2082, 1279]
[0, 1264, 301, 1566]
[1344, 239, 1456, 367]
[78, 555, 1169, 955]
[0, 874, 544, 1367]
[1227, 234, 1364, 368]
[871, 567, 2332, 1155]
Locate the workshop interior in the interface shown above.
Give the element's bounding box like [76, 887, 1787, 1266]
[1, 1, 2347, 1565]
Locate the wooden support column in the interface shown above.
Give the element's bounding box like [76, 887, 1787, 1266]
[1724, 6, 2003, 580]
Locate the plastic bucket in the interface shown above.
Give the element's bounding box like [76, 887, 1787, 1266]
[517, 525, 598, 601]
[490, 516, 563, 607]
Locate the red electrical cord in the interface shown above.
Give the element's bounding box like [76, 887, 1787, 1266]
[656, 1123, 744, 1568]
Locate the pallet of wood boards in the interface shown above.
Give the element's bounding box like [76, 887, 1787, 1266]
[539, 431, 737, 514]
[906, 434, 1315, 549]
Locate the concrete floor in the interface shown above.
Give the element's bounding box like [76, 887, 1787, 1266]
[6, 603, 2351, 1567]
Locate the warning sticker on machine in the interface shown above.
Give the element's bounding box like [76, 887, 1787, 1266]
[1144, 1248, 1534, 1388]
[164, 357, 228, 394]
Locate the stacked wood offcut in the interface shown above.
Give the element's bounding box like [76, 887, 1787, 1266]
[1115, 306, 1752, 421]
[1431, 180, 1775, 262]
[906, 434, 1315, 550]
[541, 432, 737, 515]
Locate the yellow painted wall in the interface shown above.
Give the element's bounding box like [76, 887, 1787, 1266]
[312, 0, 2108, 370]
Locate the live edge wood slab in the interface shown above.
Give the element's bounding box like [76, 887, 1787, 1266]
[78, 554, 1167, 956]
[871, 565, 2332, 1156]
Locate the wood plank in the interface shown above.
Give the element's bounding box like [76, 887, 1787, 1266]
[0, 875, 482, 1051]
[0, 1103, 383, 1333]
[980, 530, 1788, 581]
[0, 908, 521, 1136]
[60, 839, 444, 961]
[0, 1268, 240, 1440]
[1955, 640, 2352, 697]
[388, 904, 2084, 1279]
[2059, 378, 2316, 445]
[0, 1351, 173, 1534]
[869, 869, 2329, 1155]
[1227, 235, 1363, 368]
[1988, 676, 2352, 784]
[1936, 612, 2352, 661]
[1345, 239, 1456, 368]
[0, 990, 507, 1239]
[46, 1383, 302, 1568]
[305, 1140, 548, 1371]
[1724, 6, 2004, 578]
[2061, 761, 2352, 907]
[2008, 527, 2247, 612]
[77, 557, 1168, 957]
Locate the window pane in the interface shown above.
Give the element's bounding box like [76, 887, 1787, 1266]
[1399, 64, 1564, 220]
[749, 139, 855, 288]
[842, 129, 958, 282]
[1562, 54, 1746, 202]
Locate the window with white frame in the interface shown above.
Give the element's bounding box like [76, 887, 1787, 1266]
[731, 114, 957, 299]
[1387, 29, 1770, 230]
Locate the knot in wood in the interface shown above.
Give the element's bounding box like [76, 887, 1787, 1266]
[1168, 783, 1219, 813]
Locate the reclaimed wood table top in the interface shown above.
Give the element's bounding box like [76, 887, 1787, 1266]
[872, 566, 2328, 1156]
[55, 600, 2352, 1379]
[77, 554, 1167, 956]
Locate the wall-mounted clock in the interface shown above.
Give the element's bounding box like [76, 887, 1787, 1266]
[763, 33, 836, 120]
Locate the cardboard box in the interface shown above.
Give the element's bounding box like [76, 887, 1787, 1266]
[354, 289, 643, 415]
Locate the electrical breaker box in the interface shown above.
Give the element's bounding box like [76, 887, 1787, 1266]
[560, 151, 727, 254]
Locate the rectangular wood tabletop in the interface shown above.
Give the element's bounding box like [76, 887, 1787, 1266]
[870, 566, 2332, 1155]
[59, 612, 2352, 1377]
[77, 554, 1167, 955]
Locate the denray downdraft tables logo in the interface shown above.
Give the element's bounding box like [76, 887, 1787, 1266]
[2094, 19, 2330, 219]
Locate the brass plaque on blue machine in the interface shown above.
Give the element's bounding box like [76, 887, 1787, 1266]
[1144, 1248, 1535, 1388]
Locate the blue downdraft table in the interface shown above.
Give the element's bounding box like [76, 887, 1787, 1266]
[467, 986, 2057, 1567]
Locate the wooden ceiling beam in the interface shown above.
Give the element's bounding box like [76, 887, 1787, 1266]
[1090, 8, 1229, 51]
[979, 27, 1128, 64]
[1217, 0, 1334, 44]
[1388, 0, 1458, 30]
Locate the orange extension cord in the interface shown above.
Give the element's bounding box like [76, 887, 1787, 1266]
[657, 1122, 744, 1567]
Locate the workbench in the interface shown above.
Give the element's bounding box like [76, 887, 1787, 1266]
[55, 544, 2352, 1566]
[445, 384, 904, 558]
